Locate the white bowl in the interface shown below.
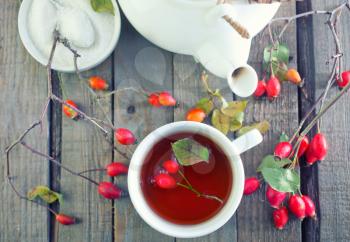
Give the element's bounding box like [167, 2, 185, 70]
[18, 0, 121, 72]
[128, 121, 263, 238]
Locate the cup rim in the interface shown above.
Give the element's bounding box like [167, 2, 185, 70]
[128, 121, 245, 238]
[18, 0, 121, 73]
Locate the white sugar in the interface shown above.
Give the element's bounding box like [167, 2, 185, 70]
[28, 0, 115, 70]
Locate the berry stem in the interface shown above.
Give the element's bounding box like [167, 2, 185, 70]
[78, 168, 106, 175]
[177, 170, 193, 188]
[175, 167, 223, 203]
[97, 87, 149, 100]
[176, 183, 223, 204]
[293, 80, 350, 151]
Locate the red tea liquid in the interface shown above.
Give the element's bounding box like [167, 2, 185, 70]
[141, 132, 233, 225]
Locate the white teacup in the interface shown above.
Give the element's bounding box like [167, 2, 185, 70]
[128, 121, 263, 238]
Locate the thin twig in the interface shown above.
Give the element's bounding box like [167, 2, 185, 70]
[78, 168, 106, 175]
[21, 142, 99, 186]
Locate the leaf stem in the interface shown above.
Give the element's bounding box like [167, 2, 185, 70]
[177, 170, 192, 188]
[176, 183, 223, 204]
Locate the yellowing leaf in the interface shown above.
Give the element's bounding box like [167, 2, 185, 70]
[196, 98, 214, 114]
[90, 0, 115, 15]
[237, 120, 270, 136]
[230, 112, 244, 132]
[211, 109, 230, 135]
[221, 100, 248, 117]
[28, 185, 63, 204]
[171, 138, 209, 166]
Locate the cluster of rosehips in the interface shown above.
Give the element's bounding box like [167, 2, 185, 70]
[254, 69, 301, 100]
[148, 92, 177, 107]
[255, 69, 350, 100]
[153, 160, 180, 189]
[274, 132, 328, 166]
[56, 162, 129, 225]
[244, 179, 316, 230]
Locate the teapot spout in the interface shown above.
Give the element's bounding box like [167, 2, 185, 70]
[227, 65, 258, 97]
[195, 36, 258, 97]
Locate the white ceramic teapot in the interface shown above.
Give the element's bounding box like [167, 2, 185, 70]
[118, 0, 280, 97]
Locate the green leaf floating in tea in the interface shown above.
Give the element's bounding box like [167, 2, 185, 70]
[171, 138, 209, 166]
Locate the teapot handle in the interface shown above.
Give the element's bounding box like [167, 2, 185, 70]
[206, 3, 250, 39]
[232, 129, 263, 155]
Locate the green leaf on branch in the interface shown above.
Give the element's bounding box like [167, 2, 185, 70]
[272, 60, 288, 81]
[230, 112, 244, 132]
[279, 132, 289, 142]
[263, 43, 290, 65]
[257, 155, 292, 172]
[196, 98, 214, 114]
[261, 167, 300, 193]
[171, 138, 209, 166]
[221, 100, 248, 117]
[211, 109, 230, 135]
[237, 120, 270, 136]
[28, 185, 63, 204]
[90, 0, 115, 15]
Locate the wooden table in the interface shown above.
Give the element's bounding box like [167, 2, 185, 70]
[1, 0, 349, 241]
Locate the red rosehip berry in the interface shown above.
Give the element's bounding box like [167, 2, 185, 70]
[297, 136, 309, 158]
[186, 108, 206, 123]
[158, 92, 177, 106]
[288, 194, 306, 220]
[56, 214, 75, 225]
[154, 173, 177, 189]
[306, 133, 328, 165]
[243, 177, 260, 195]
[273, 206, 289, 230]
[106, 162, 128, 177]
[115, 128, 136, 145]
[266, 75, 281, 100]
[162, 160, 180, 174]
[88, 76, 109, 90]
[98, 182, 122, 199]
[254, 80, 266, 97]
[302, 195, 316, 219]
[266, 185, 287, 208]
[337, 70, 350, 88]
[62, 100, 79, 119]
[148, 93, 161, 107]
[274, 141, 293, 159]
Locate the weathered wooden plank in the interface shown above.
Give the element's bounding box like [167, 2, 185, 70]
[0, 0, 49, 241]
[237, 2, 301, 241]
[57, 59, 113, 242]
[296, 0, 320, 241]
[173, 55, 237, 242]
[113, 18, 174, 242]
[303, 1, 350, 241]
